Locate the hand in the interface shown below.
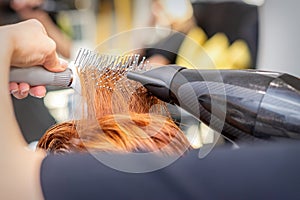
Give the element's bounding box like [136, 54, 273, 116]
[7, 19, 68, 99]
[10, 2, 72, 59]
[9, 82, 46, 99]
[0, 18, 53, 200]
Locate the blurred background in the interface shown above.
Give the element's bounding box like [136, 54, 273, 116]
[1, 0, 299, 146]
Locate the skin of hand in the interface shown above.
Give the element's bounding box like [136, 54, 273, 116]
[17, 8, 72, 59]
[7, 19, 68, 99]
[0, 19, 67, 199]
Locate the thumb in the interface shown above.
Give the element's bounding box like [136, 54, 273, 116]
[42, 37, 68, 72]
[43, 51, 68, 72]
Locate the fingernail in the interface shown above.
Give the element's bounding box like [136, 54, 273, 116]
[20, 89, 29, 95]
[33, 94, 44, 98]
[29, 91, 45, 98]
[10, 89, 18, 94]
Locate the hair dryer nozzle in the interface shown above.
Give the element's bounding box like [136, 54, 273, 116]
[127, 65, 185, 102]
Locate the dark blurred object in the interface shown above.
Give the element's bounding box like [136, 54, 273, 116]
[12, 96, 56, 143]
[41, 141, 300, 200]
[0, 0, 20, 24]
[0, 0, 74, 25]
[0, 0, 77, 13]
[146, 33, 185, 64]
[192, 1, 259, 68]
[39, 0, 77, 13]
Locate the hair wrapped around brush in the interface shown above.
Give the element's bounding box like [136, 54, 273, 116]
[38, 58, 190, 155]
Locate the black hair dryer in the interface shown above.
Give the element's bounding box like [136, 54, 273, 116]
[127, 65, 300, 141]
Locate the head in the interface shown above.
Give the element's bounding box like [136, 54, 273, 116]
[38, 59, 190, 155]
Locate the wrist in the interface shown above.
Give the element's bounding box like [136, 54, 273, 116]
[0, 25, 15, 61]
[0, 25, 15, 86]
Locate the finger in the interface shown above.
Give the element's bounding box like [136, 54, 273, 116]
[29, 85, 47, 98]
[12, 82, 30, 99]
[58, 58, 69, 70]
[12, 92, 26, 99]
[9, 82, 19, 94]
[44, 56, 68, 72]
[42, 39, 67, 72]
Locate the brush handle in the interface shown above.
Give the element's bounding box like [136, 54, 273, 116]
[10, 66, 73, 87]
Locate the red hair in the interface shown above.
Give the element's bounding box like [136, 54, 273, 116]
[38, 66, 190, 155]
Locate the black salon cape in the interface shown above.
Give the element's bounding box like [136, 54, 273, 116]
[41, 142, 300, 200]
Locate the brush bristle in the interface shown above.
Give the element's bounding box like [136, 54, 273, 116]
[74, 48, 150, 73]
[73, 48, 150, 92]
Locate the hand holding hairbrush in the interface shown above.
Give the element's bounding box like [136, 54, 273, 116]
[9, 48, 147, 94]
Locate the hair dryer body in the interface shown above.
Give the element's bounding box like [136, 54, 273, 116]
[127, 66, 300, 141]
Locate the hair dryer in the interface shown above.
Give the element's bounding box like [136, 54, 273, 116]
[127, 65, 300, 141]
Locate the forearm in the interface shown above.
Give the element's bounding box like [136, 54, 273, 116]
[0, 24, 45, 200]
[0, 25, 24, 148]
